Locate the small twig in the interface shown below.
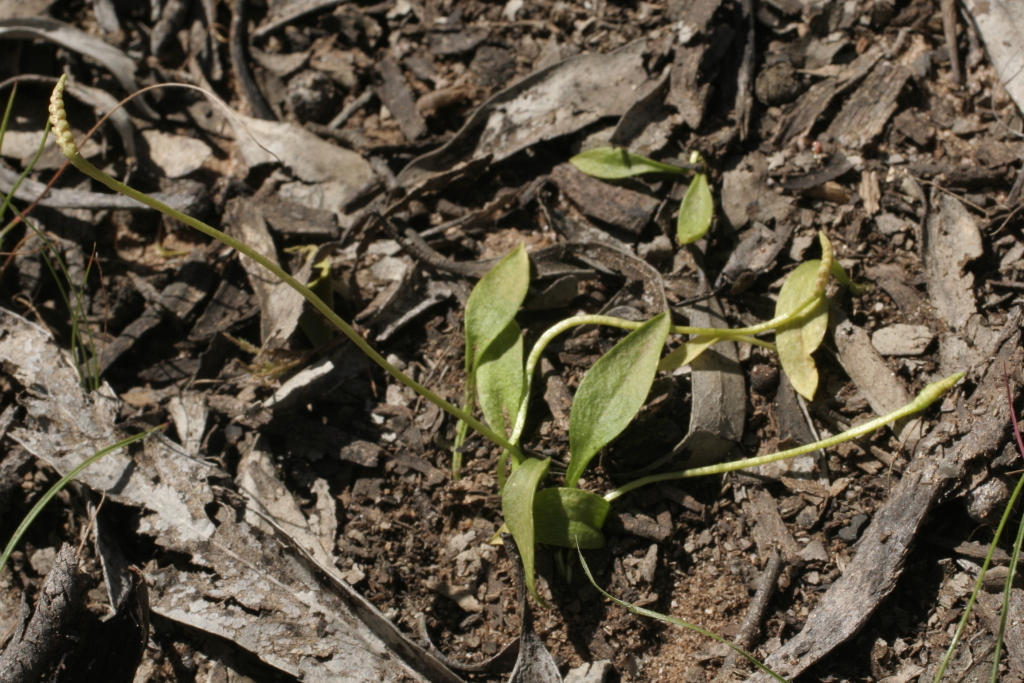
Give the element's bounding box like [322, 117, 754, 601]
[416, 613, 519, 674]
[304, 121, 372, 150]
[941, 0, 963, 86]
[714, 548, 786, 682]
[329, 89, 375, 129]
[370, 211, 489, 278]
[735, 0, 756, 141]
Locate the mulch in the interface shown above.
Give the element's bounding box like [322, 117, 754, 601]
[1, 0, 1024, 681]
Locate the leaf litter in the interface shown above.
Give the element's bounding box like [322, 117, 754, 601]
[1, 0, 1024, 681]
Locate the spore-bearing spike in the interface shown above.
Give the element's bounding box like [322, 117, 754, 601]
[48, 75, 78, 156]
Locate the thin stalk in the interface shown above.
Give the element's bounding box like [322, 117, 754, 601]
[992, 491, 1024, 681]
[47, 75, 523, 460]
[451, 393, 473, 480]
[0, 81, 18, 233]
[606, 372, 964, 502]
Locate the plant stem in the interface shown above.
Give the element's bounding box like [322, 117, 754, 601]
[604, 372, 965, 502]
[47, 75, 523, 460]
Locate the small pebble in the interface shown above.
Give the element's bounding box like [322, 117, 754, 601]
[872, 324, 934, 357]
[838, 513, 869, 542]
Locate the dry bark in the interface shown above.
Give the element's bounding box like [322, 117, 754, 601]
[0, 544, 86, 683]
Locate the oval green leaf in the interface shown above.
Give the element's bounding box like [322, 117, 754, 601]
[677, 171, 713, 244]
[502, 457, 551, 607]
[465, 244, 530, 369]
[533, 488, 610, 549]
[566, 313, 671, 488]
[775, 260, 829, 400]
[570, 147, 687, 180]
[477, 320, 525, 437]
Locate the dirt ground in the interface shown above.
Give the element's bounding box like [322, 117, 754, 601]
[1, 0, 1024, 682]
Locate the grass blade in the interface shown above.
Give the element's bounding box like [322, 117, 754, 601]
[0, 426, 161, 577]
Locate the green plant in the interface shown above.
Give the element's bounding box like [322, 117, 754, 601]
[569, 147, 713, 244]
[47, 74, 963, 608]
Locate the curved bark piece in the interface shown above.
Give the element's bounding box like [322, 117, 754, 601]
[0, 544, 85, 683]
[396, 36, 664, 193]
[0, 17, 156, 118]
[230, 0, 275, 120]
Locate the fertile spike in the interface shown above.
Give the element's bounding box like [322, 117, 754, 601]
[48, 74, 78, 157]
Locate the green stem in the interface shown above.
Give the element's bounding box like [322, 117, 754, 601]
[451, 393, 473, 480]
[605, 372, 964, 502]
[934, 469, 1024, 682]
[992, 490, 1024, 681]
[47, 75, 523, 460]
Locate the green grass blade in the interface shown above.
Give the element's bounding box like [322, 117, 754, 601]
[0, 426, 161, 577]
[0, 81, 17, 232]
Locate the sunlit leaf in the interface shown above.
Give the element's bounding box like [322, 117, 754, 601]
[502, 457, 551, 607]
[465, 244, 530, 369]
[566, 313, 671, 488]
[570, 147, 687, 179]
[477, 321, 525, 437]
[677, 171, 713, 244]
[533, 488, 610, 549]
[775, 260, 828, 400]
[657, 334, 719, 372]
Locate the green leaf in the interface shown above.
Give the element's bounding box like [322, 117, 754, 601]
[465, 244, 530, 370]
[566, 313, 671, 488]
[477, 321, 525, 437]
[502, 457, 551, 607]
[775, 260, 829, 400]
[570, 147, 687, 179]
[657, 334, 719, 372]
[677, 171, 713, 244]
[533, 488, 610, 549]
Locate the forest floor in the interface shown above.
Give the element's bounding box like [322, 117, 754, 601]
[1, 0, 1024, 682]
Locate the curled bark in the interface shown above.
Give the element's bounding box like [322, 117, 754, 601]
[0, 544, 85, 683]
